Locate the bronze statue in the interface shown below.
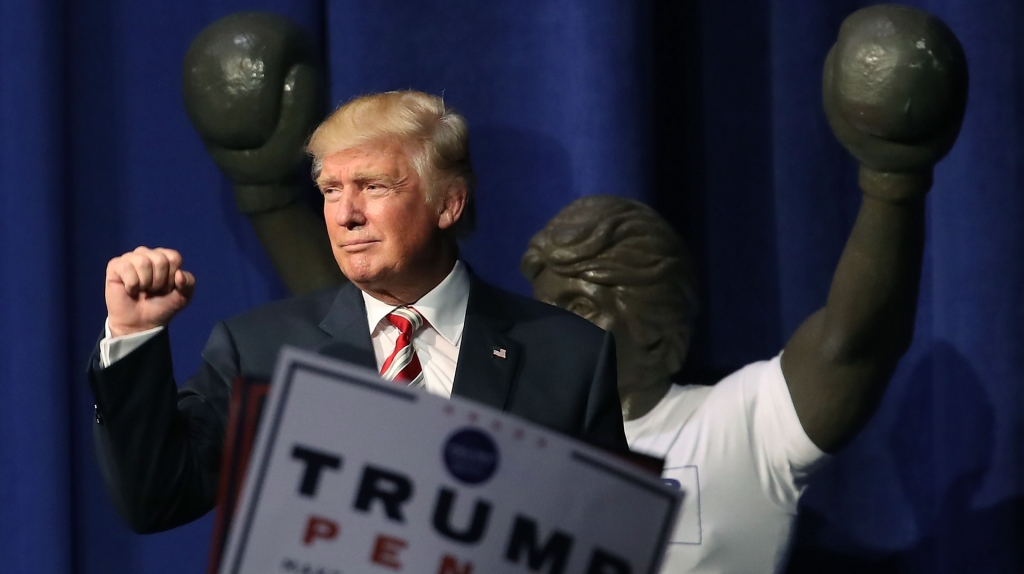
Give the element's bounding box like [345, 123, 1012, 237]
[523, 5, 967, 573]
[182, 12, 344, 294]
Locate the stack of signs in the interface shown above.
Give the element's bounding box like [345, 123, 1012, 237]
[208, 376, 270, 574]
[219, 347, 682, 574]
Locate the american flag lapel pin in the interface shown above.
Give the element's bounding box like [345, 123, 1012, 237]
[492, 347, 507, 359]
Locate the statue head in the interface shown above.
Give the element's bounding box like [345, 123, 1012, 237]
[521, 195, 698, 420]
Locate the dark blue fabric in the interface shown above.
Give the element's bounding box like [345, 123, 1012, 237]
[322, 1, 656, 293]
[1, 0, 1020, 572]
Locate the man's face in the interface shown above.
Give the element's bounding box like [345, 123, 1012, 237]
[318, 140, 454, 297]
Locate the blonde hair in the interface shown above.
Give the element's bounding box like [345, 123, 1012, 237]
[307, 90, 476, 237]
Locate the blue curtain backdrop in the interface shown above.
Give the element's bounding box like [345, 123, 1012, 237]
[1, 0, 1020, 572]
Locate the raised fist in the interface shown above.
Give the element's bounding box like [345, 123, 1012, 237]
[183, 12, 322, 213]
[823, 5, 968, 177]
[105, 247, 195, 337]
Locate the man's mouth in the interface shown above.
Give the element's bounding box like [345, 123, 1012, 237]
[340, 239, 379, 252]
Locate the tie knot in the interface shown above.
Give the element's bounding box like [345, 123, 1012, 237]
[387, 306, 424, 335]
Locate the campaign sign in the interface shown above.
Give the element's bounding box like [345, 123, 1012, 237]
[219, 347, 681, 574]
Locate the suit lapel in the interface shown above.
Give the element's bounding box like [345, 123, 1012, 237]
[315, 282, 377, 370]
[451, 275, 521, 411]
[313, 274, 520, 410]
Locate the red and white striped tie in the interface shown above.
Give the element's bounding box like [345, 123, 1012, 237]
[380, 306, 425, 387]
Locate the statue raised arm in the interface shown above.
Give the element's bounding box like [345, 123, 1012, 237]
[785, 3, 967, 451]
[182, 12, 345, 294]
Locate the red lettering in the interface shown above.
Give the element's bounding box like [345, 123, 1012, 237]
[302, 515, 339, 546]
[371, 534, 408, 570]
[437, 554, 474, 574]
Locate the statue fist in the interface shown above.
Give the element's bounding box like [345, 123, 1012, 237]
[105, 247, 195, 337]
[823, 4, 968, 174]
[183, 12, 321, 190]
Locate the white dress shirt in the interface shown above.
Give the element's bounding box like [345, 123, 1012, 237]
[363, 260, 469, 398]
[99, 261, 471, 400]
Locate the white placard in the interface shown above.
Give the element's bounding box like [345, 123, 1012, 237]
[220, 347, 681, 574]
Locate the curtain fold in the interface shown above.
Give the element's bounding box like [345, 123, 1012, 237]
[0, 1, 73, 572]
[324, 0, 656, 294]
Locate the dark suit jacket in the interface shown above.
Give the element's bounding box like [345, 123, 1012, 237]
[88, 274, 626, 533]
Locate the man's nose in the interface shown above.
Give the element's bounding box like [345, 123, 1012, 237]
[334, 191, 367, 229]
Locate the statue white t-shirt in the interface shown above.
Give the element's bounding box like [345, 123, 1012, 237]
[624, 354, 827, 574]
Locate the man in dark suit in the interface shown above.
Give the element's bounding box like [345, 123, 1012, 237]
[90, 90, 626, 534]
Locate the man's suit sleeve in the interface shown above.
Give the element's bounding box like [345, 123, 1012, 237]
[582, 331, 629, 454]
[88, 323, 236, 533]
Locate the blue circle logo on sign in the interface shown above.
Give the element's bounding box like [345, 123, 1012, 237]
[442, 427, 499, 485]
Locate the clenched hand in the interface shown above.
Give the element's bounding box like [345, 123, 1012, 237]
[105, 247, 195, 337]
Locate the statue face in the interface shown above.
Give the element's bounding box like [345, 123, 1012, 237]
[529, 267, 665, 398]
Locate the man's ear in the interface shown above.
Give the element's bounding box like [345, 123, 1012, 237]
[437, 178, 468, 230]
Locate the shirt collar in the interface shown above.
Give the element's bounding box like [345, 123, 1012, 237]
[361, 260, 470, 346]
